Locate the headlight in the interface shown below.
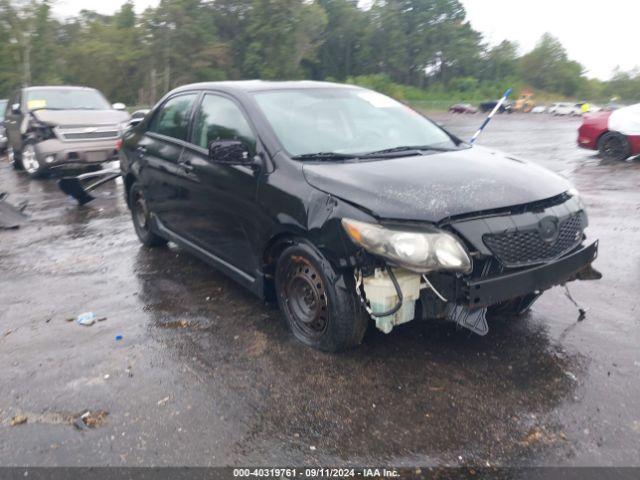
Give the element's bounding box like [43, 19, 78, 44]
[342, 218, 472, 274]
[567, 187, 585, 209]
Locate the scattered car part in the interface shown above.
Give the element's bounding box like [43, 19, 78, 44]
[120, 81, 600, 352]
[58, 167, 122, 205]
[0, 193, 28, 229]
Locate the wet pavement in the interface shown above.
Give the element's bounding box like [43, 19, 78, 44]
[0, 114, 639, 467]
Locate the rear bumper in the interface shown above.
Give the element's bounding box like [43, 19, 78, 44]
[466, 241, 599, 308]
[34, 138, 120, 167]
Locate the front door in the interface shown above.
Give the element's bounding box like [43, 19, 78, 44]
[138, 92, 199, 231]
[176, 92, 261, 277]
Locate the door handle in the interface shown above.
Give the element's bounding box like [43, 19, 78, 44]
[136, 146, 147, 158]
[181, 160, 195, 173]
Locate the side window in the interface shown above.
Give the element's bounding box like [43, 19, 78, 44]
[149, 93, 198, 141]
[192, 94, 256, 152]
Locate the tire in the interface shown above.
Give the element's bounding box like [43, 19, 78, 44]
[9, 145, 24, 170]
[128, 182, 168, 247]
[21, 140, 46, 178]
[275, 242, 369, 352]
[598, 131, 631, 161]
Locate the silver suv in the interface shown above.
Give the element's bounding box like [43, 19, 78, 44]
[4, 86, 130, 178]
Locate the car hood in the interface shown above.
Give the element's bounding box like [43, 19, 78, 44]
[302, 146, 572, 223]
[32, 109, 130, 126]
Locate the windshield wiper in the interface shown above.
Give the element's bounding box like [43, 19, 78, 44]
[292, 152, 358, 161]
[361, 145, 455, 157]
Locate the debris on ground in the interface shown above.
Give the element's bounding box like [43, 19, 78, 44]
[73, 410, 109, 430]
[157, 396, 171, 407]
[564, 285, 587, 321]
[0, 194, 29, 230]
[10, 415, 28, 426]
[3, 330, 12, 337]
[115, 335, 123, 341]
[76, 312, 97, 326]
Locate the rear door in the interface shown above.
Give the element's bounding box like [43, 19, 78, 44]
[176, 92, 261, 276]
[138, 92, 199, 231]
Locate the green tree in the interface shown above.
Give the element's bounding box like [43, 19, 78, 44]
[520, 33, 584, 96]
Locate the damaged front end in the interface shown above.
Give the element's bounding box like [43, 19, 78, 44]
[345, 193, 601, 336]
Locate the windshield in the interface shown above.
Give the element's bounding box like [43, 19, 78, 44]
[25, 88, 111, 111]
[0, 100, 7, 121]
[253, 88, 458, 157]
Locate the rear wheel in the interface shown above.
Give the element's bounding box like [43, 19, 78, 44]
[598, 131, 630, 161]
[275, 242, 368, 352]
[129, 182, 167, 247]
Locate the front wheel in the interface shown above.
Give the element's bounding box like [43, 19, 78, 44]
[129, 182, 167, 247]
[275, 243, 369, 352]
[598, 132, 631, 161]
[21, 141, 46, 178]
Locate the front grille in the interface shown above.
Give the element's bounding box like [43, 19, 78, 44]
[483, 214, 584, 267]
[56, 126, 120, 142]
[62, 131, 119, 141]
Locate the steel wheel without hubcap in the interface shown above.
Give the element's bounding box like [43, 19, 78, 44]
[22, 144, 41, 175]
[133, 190, 150, 232]
[283, 260, 329, 339]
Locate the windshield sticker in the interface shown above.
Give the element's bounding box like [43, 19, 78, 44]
[357, 91, 399, 109]
[28, 99, 47, 110]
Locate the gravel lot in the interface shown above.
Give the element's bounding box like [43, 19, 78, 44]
[0, 113, 639, 467]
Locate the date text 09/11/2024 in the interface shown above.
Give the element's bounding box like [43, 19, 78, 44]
[232, 468, 401, 478]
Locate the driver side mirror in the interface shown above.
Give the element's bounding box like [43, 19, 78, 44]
[208, 140, 251, 166]
[112, 102, 126, 111]
[11, 103, 21, 115]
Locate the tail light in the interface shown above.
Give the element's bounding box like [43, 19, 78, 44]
[115, 139, 123, 151]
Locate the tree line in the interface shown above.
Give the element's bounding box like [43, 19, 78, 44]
[0, 0, 638, 106]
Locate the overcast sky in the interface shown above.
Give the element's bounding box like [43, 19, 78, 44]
[52, 0, 638, 80]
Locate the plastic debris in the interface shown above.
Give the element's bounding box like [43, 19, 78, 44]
[157, 396, 170, 407]
[115, 335, 123, 341]
[10, 415, 28, 426]
[76, 312, 97, 326]
[74, 411, 109, 430]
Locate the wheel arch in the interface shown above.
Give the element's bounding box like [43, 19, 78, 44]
[124, 172, 137, 207]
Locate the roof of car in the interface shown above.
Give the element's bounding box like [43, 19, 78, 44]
[173, 80, 361, 94]
[24, 85, 98, 91]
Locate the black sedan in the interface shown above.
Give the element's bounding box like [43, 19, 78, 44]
[120, 81, 599, 352]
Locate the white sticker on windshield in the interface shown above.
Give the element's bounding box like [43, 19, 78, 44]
[357, 91, 399, 108]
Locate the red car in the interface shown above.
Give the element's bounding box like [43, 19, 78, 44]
[449, 103, 477, 114]
[578, 108, 640, 161]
